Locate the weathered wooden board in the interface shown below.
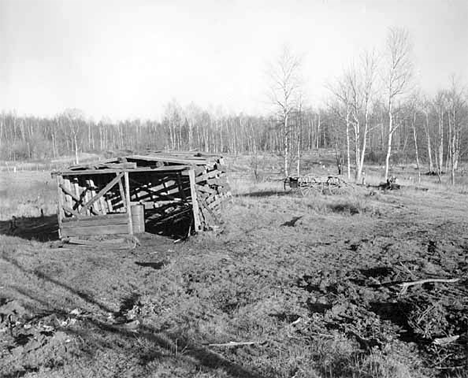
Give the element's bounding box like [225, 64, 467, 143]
[56, 175, 64, 239]
[188, 169, 201, 231]
[62, 214, 127, 225]
[61, 213, 129, 237]
[53, 165, 190, 176]
[128, 154, 207, 166]
[197, 185, 217, 194]
[208, 197, 222, 209]
[124, 171, 133, 235]
[195, 170, 221, 183]
[61, 224, 129, 237]
[69, 162, 137, 171]
[206, 177, 228, 186]
[149, 207, 192, 224]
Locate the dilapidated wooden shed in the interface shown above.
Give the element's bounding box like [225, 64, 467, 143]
[52, 152, 230, 239]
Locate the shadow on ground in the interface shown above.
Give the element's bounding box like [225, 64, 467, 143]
[0, 254, 266, 378]
[0, 215, 59, 241]
[237, 190, 293, 198]
[0, 213, 193, 242]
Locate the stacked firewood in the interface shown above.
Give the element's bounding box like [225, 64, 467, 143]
[193, 157, 231, 230]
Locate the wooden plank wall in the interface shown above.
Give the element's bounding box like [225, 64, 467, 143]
[59, 173, 127, 218]
[61, 214, 129, 237]
[57, 172, 130, 238]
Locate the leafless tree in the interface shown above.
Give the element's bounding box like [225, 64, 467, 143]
[421, 97, 435, 172]
[327, 80, 352, 179]
[328, 50, 378, 181]
[446, 76, 467, 184]
[407, 92, 422, 182]
[356, 51, 379, 181]
[163, 100, 184, 150]
[383, 27, 413, 180]
[267, 45, 304, 176]
[60, 108, 86, 165]
[432, 91, 447, 177]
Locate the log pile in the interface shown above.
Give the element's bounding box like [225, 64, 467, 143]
[193, 157, 231, 230]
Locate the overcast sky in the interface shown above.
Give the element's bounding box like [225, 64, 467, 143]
[0, 0, 467, 121]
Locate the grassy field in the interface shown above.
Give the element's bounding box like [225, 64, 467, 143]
[1, 154, 468, 378]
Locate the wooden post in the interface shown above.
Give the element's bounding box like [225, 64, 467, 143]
[84, 179, 92, 216]
[56, 175, 64, 239]
[124, 171, 133, 235]
[188, 169, 201, 232]
[118, 175, 127, 212]
[176, 172, 187, 202]
[62, 178, 72, 210]
[72, 178, 81, 212]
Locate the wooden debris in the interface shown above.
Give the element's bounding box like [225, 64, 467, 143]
[67, 237, 126, 245]
[207, 340, 266, 347]
[284, 175, 352, 195]
[399, 278, 460, 295]
[433, 335, 460, 346]
[378, 176, 401, 191]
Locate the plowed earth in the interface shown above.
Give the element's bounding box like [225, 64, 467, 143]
[1, 178, 467, 377]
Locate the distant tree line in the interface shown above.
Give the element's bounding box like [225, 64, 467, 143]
[0, 104, 325, 163]
[1, 28, 467, 184]
[1, 89, 466, 174]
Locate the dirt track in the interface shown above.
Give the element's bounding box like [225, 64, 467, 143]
[1, 184, 467, 377]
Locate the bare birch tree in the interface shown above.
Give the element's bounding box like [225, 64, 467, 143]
[433, 91, 447, 177]
[328, 77, 352, 179]
[421, 98, 435, 173]
[356, 51, 378, 181]
[60, 108, 86, 165]
[268, 45, 303, 176]
[446, 77, 467, 184]
[328, 51, 378, 181]
[383, 27, 413, 180]
[327, 99, 351, 177]
[407, 93, 422, 182]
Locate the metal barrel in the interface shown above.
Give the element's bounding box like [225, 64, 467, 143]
[131, 204, 145, 233]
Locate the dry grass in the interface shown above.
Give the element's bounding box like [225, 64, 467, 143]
[1, 157, 468, 378]
[0, 171, 56, 220]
